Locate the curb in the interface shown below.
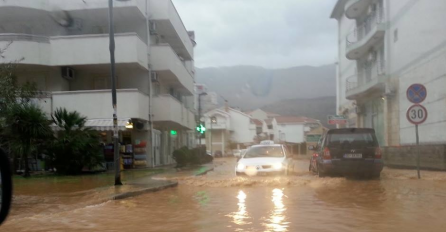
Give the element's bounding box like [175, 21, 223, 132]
[111, 181, 178, 200]
[195, 167, 214, 176]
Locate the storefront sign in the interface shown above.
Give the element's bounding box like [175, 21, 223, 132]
[306, 134, 321, 143]
[327, 115, 347, 125]
[170, 130, 177, 135]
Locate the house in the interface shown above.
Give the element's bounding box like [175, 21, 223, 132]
[272, 116, 323, 155]
[0, 0, 197, 167]
[204, 106, 257, 155]
[247, 109, 280, 121]
[331, 0, 446, 146]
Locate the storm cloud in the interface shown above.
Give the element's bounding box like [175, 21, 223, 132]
[173, 0, 338, 69]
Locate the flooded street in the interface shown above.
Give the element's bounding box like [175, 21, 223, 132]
[2, 158, 446, 232]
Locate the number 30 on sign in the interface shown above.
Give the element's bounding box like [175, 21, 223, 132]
[406, 104, 428, 125]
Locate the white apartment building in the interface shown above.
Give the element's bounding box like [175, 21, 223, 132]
[204, 106, 256, 155]
[331, 0, 446, 146]
[0, 0, 197, 167]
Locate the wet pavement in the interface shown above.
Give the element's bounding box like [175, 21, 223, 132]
[2, 158, 446, 232]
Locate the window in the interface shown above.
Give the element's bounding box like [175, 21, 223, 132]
[394, 29, 398, 42]
[267, 125, 273, 129]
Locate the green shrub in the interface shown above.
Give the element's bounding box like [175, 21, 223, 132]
[173, 146, 213, 167]
[172, 146, 189, 167]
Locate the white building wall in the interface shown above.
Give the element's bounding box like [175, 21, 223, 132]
[386, 0, 446, 144]
[229, 110, 253, 144]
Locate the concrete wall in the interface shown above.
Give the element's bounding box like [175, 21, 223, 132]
[249, 109, 268, 120]
[383, 145, 446, 170]
[272, 121, 305, 144]
[52, 89, 149, 120]
[229, 109, 253, 144]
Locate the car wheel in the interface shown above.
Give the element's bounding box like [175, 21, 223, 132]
[371, 173, 381, 179]
[317, 164, 326, 178]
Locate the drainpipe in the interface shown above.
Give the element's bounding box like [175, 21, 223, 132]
[145, 0, 155, 168]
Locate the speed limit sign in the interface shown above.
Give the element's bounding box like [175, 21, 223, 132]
[406, 104, 428, 125]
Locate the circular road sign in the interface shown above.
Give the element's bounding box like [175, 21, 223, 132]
[407, 83, 427, 104]
[406, 104, 428, 125]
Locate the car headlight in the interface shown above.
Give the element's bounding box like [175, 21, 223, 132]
[273, 163, 283, 169]
[237, 163, 245, 170]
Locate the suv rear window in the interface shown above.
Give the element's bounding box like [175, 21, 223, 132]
[327, 133, 377, 147]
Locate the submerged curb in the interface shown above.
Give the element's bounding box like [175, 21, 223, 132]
[195, 167, 214, 176]
[111, 181, 178, 200]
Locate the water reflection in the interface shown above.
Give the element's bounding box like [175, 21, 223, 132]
[265, 188, 288, 232]
[230, 190, 250, 226]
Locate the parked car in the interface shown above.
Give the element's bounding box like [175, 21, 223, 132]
[309, 128, 383, 178]
[235, 144, 294, 176]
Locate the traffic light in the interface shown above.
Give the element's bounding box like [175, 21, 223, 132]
[196, 123, 206, 134]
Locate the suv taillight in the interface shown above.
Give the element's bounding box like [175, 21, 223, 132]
[323, 148, 331, 160]
[375, 147, 382, 159]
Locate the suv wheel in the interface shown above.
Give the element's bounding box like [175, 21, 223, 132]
[317, 164, 326, 177]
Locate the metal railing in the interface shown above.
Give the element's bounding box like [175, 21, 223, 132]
[0, 33, 50, 43]
[346, 75, 358, 92]
[346, 59, 386, 93]
[346, 9, 385, 48]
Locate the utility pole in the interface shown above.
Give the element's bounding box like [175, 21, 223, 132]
[109, 0, 122, 186]
[197, 93, 207, 153]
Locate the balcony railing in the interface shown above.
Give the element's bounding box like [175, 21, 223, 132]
[0, 33, 49, 43]
[345, 59, 386, 99]
[346, 10, 385, 49]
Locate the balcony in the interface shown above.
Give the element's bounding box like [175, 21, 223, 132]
[149, 0, 194, 60]
[345, 62, 387, 100]
[51, 33, 148, 69]
[0, 33, 148, 69]
[152, 94, 195, 130]
[52, 89, 149, 121]
[344, 0, 373, 19]
[0, 34, 51, 65]
[0, 0, 146, 19]
[151, 45, 194, 95]
[346, 11, 386, 60]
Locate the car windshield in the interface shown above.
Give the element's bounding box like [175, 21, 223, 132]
[243, 146, 284, 158]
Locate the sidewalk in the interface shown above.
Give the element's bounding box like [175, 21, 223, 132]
[9, 163, 215, 219]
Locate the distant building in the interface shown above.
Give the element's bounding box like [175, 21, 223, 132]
[331, 0, 446, 146]
[195, 84, 219, 113]
[204, 106, 257, 155]
[247, 109, 280, 121]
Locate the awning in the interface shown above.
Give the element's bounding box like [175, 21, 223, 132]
[52, 118, 131, 131]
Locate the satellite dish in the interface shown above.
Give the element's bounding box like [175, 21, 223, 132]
[50, 8, 73, 27]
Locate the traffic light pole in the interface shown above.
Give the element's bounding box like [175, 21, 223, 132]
[198, 94, 202, 151]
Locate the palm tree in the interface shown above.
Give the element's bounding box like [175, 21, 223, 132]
[4, 104, 52, 177]
[50, 108, 103, 175]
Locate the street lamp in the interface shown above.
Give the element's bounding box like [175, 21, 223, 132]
[210, 116, 217, 155]
[109, 0, 130, 186]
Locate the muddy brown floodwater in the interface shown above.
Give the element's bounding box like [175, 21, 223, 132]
[2, 158, 446, 232]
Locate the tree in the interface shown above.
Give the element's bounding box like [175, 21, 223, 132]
[3, 104, 53, 177]
[0, 42, 40, 166]
[48, 108, 104, 175]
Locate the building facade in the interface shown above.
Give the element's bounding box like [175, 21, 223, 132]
[331, 0, 446, 146]
[204, 107, 256, 155]
[0, 0, 197, 167]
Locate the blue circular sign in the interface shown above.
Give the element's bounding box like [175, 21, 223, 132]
[406, 84, 427, 104]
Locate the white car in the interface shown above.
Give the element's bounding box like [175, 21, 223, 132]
[235, 144, 293, 176]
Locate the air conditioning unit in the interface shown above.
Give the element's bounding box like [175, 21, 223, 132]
[61, 67, 75, 80]
[151, 72, 159, 82]
[149, 21, 157, 35]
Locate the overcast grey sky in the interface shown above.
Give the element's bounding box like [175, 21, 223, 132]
[172, 0, 338, 69]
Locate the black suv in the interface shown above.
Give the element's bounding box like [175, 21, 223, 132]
[309, 128, 383, 178]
